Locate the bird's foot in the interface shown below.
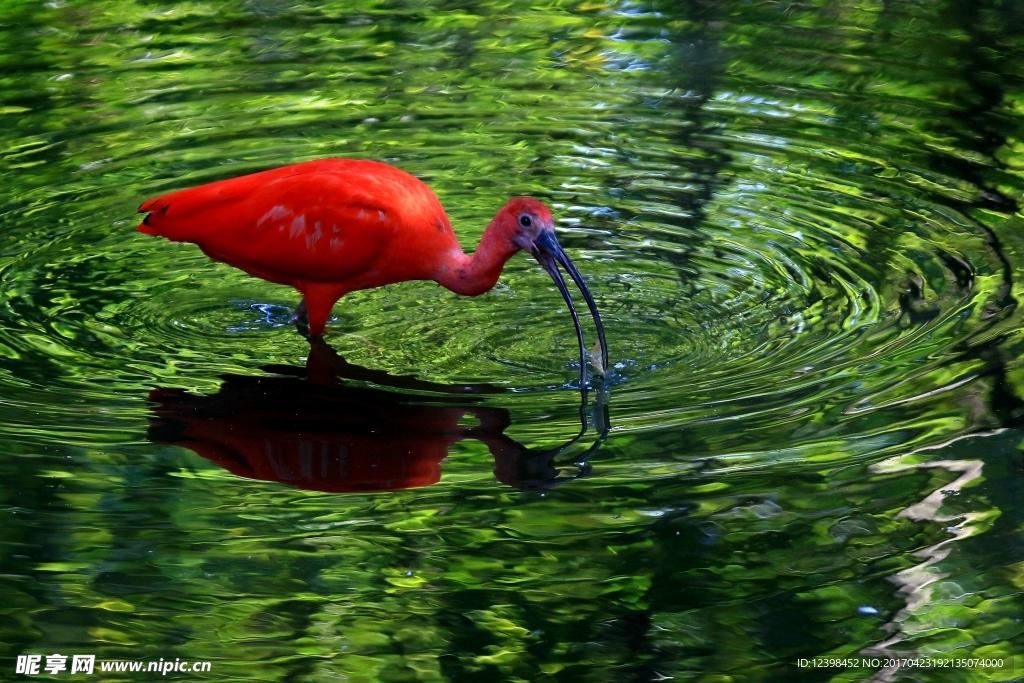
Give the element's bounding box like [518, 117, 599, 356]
[291, 298, 310, 338]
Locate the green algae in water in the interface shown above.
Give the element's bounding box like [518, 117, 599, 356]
[2, 0, 1024, 680]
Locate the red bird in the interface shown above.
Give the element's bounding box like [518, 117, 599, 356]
[138, 158, 607, 378]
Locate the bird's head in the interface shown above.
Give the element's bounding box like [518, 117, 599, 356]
[495, 197, 609, 379]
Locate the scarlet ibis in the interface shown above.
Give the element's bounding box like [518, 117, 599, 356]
[137, 158, 608, 379]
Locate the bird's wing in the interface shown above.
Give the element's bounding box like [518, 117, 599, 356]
[138, 161, 433, 285]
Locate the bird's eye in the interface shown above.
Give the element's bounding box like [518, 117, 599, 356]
[519, 215, 532, 228]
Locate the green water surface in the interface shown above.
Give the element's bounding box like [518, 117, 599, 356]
[3, 0, 1024, 681]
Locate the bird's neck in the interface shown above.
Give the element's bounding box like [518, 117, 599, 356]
[436, 221, 519, 296]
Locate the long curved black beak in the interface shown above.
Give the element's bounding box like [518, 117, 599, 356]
[530, 230, 608, 385]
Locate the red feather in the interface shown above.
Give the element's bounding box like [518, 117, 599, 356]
[139, 159, 462, 334]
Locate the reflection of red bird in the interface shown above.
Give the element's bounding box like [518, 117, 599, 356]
[138, 158, 606, 374]
[147, 340, 600, 492]
[148, 384, 487, 492]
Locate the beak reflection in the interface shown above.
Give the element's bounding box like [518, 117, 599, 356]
[530, 230, 608, 384]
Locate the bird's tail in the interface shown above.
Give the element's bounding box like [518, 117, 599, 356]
[137, 196, 172, 236]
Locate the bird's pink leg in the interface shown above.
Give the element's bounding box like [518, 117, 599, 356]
[302, 284, 348, 338]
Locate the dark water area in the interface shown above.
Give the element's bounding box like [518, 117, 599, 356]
[2, 0, 1024, 681]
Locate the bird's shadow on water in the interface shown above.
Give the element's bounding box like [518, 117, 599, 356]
[146, 338, 609, 492]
